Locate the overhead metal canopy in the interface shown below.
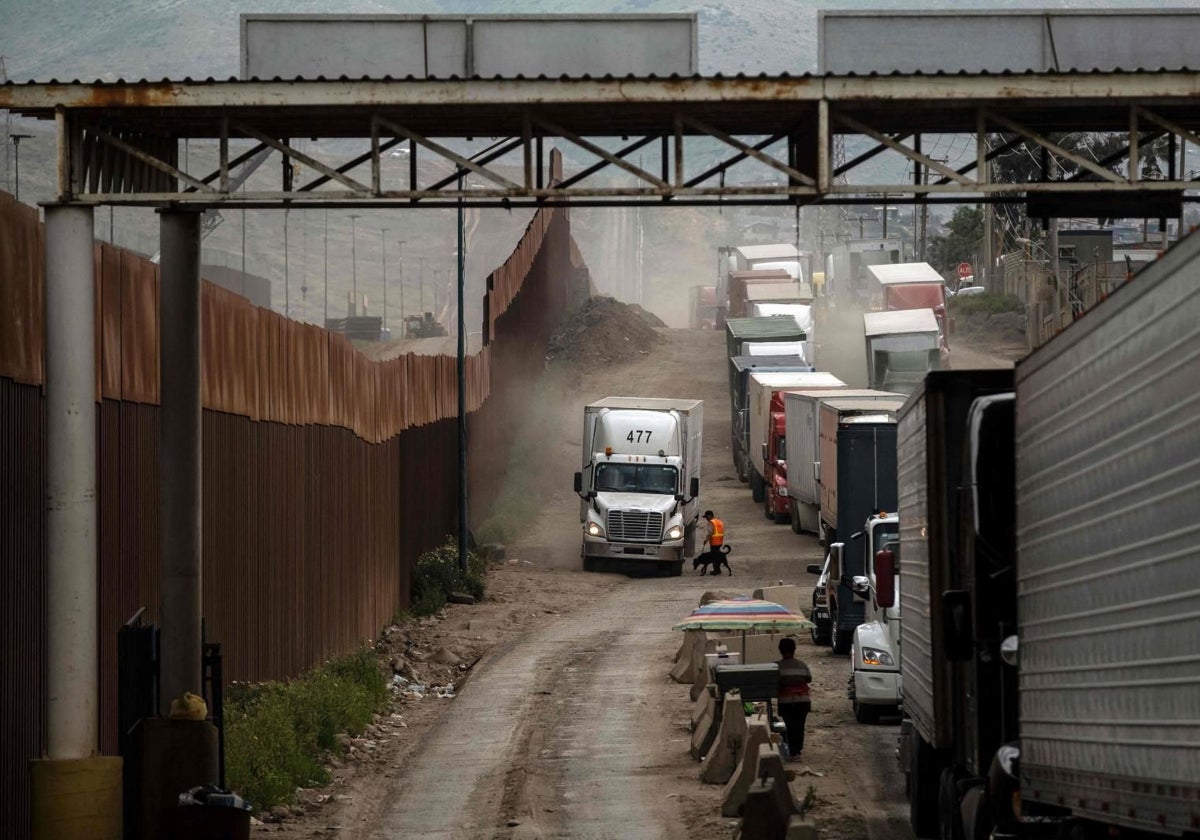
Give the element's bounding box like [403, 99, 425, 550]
[3, 70, 1200, 210]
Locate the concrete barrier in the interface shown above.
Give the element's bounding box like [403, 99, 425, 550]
[721, 715, 772, 816]
[690, 689, 724, 759]
[752, 585, 804, 616]
[691, 688, 715, 731]
[690, 636, 730, 701]
[701, 696, 749, 785]
[673, 628, 702, 664]
[671, 630, 703, 682]
[735, 743, 805, 839]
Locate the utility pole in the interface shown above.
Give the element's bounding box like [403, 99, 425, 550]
[420, 258, 426, 313]
[11, 132, 33, 201]
[397, 240, 406, 334]
[380, 227, 390, 333]
[917, 156, 950, 260]
[349, 214, 361, 316]
[283, 209, 290, 317]
[323, 208, 329, 324]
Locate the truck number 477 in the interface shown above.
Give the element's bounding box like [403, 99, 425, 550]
[626, 430, 652, 443]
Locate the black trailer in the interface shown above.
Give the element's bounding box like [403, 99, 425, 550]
[819, 403, 898, 654]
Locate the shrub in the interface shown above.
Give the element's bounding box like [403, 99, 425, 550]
[411, 538, 486, 615]
[225, 648, 387, 811]
[949, 291, 1024, 315]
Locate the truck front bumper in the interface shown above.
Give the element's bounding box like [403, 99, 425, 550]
[853, 669, 901, 705]
[583, 537, 684, 562]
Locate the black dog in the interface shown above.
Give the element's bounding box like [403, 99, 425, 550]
[692, 544, 732, 576]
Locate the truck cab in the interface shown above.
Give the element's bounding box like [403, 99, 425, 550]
[574, 398, 702, 576]
[845, 512, 901, 723]
[862, 309, 942, 395]
[762, 390, 791, 523]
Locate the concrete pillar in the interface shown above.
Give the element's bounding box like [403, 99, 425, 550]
[158, 209, 203, 709]
[43, 204, 99, 758]
[37, 204, 123, 839]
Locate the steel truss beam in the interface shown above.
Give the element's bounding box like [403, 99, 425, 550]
[4, 74, 1200, 209]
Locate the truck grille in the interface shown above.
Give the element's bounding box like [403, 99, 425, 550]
[606, 510, 664, 543]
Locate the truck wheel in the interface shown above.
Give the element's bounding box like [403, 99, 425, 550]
[750, 472, 765, 503]
[789, 500, 802, 534]
[939, 767, 966, 840]
[910, 730, 942, 839]
[854, 698, 879, 724]
[811, 617, 831, 647]
[831, 612, 851, 655]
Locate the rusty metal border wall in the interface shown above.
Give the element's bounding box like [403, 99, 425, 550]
[0, 148, 577, 836]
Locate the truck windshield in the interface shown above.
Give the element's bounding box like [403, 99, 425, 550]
[595, 463, 679, 495]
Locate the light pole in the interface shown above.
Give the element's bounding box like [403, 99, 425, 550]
[380, 227, 389, 333]
[396, 239, 407, 336]
[349, 213, 361, 316]
[11, 132, 33, 202]
[323, 208, 329, 324]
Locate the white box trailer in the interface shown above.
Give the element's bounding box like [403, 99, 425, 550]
[783, 389, 902, 534]
[574, 397, 702, 576]
[745, 371, 844, 503]
[1013, 233, 1200, 834]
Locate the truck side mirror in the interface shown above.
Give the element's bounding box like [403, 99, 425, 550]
[806, 564, 822, 575]
[941, 589, 973, 661]
[851, 575, 871, 601]
[813, 460, 821, 482]
[875, 548, 895, 608]
[828, 542, 844, 581]
[573, 472, 583, 494]
[761, 442, 768, 462]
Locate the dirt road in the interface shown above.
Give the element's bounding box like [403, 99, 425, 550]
[264, 322, 1021, 840]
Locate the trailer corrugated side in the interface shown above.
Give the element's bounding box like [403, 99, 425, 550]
[1015, 235, 1200, 833]
[896, 370, 1013, 751]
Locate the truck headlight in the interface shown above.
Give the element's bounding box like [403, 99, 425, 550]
[665, 524, 684, 540]
[862, 647, 894, 667]
[585, 521, 605, 537]
[777, 487, 788, 497]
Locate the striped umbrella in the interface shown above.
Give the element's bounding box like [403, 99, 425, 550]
[672, 597, 814, 632]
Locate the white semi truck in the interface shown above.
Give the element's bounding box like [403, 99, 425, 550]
[846, 510, 901, 723]
[573, 398, 702, 576]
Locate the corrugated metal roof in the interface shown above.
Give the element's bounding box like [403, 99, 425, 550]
[725, 315, 806, 340]
[863, 309, 940, 336]
[867, 263, 945, 286]
[4, 66, 1200, 87]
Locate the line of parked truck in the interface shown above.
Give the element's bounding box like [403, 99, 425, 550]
[722, 236, 1200, 838]
[826, 240, 1200, 838]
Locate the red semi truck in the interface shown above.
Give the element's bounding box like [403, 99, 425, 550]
[865, 262, 950, 357]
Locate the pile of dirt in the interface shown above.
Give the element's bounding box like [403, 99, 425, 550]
[545, 296, 665, 366]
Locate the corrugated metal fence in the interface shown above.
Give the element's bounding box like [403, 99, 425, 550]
[0, 152, 583, 837]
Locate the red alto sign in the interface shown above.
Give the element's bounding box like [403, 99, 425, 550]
[957, 262, 973, 279]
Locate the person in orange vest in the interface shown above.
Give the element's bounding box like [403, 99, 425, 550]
[703, 510, 725, 550]
[693, 510, 733, 575]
